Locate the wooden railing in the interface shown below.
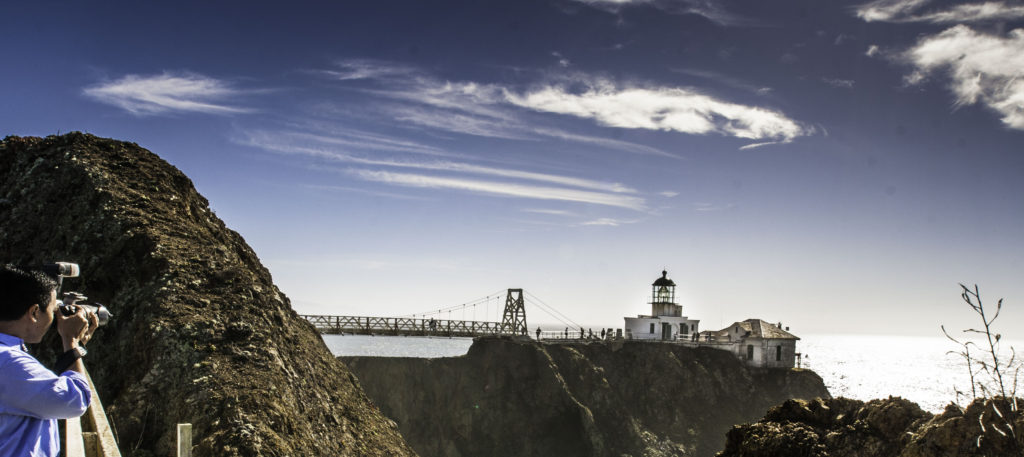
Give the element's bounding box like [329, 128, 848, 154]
[64, 367, 121, 457]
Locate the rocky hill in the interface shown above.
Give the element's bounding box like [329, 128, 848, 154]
[718, 396, 1024, 457]
[342, 337, 830, 457]
[0, 133, 418, 456]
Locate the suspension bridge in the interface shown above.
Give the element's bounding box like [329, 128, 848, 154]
[300, 288, 590, 339]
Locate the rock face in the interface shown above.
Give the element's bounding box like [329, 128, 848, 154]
[0, 133, 418, 457]
[342, 337, 830, 457]
[718, 396, 1024, 457]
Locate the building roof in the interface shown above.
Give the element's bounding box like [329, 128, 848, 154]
[714, 319, 799, 340]
[652, 270, 675, 287]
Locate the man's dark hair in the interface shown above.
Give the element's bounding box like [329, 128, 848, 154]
[0, 265, 58, 321]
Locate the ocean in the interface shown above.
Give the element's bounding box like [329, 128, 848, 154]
[323, 333, 1022, 413]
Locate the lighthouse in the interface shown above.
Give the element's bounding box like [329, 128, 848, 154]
[623, 270, 700, 340]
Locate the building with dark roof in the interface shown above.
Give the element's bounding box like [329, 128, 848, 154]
[706, 319, 800, 368]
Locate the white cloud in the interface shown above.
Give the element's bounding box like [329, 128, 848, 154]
[856, 0, 1024, 23]
[737, 141, 782, 150]
[856, 0, 930, 22]
[330, 63, 679, 156]
[325, 60, 807, 152]
[903, 26, 1024, 129]
[351, 169, 648, 210]
[506, 80, 811, 144]
[83, 72, 250, 115]
[866, 45, 882, 57]
[659, 191, 680, 197]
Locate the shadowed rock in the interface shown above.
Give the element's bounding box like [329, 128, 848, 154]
[343, 337, 830, 457]
[718, 396, 1024, 457]
[0, 133, 418, 457]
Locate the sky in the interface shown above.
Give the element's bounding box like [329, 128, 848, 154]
[2, 0, 1022, 337]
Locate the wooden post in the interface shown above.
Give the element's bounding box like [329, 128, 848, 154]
[177, 423, 192, 457]
[64, 417, 85, 457]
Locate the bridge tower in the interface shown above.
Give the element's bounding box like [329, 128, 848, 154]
[500, 288, 527, 335]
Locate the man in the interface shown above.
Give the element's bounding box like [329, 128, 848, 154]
[0, 265, 98, 457]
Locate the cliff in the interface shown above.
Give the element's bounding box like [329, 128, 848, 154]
[0, 133, 418, 457]
[342, 337, 830, 457]
[718, 396, 1024, 457]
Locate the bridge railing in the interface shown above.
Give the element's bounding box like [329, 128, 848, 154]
[300, 314, 526, 337]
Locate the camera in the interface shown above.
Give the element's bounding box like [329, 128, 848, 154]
[39, 262, 112, 327]
[59, 292, 112, 327]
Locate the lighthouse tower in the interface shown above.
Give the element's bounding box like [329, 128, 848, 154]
[623, 270, 700, 341]
[650, 270, 682, 317]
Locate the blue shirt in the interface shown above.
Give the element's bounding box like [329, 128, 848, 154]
[0, 333, 91, 457]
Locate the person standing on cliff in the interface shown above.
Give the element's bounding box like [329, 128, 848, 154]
[0, 265, 98, 457]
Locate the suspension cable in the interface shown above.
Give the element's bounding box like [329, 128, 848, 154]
[396, 289, 507, 319]
[525, 291, 583, 329]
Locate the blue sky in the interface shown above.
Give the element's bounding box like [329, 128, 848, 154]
[2, 0, 1022, 336]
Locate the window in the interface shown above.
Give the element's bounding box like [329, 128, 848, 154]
[776, 345, 782, 361]
[650, 323, 655, 333]
[747, 345, 754, 360]
[681, 323, 688, 334]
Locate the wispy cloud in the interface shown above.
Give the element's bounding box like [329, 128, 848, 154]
[552, 51, 572, 68]
[856, 0, 1024, 23]
[388, 105, 529, 140]
[506, 79, 811, 145]
[672, 68, 775, 96]
[903, 25, 1024, 130]
[83, 72, 251, 115]
[241, 128, 639, 194]
[268, 129, 450, 156]
[659, 191, 680, 197]
[304, 184, 434, 201]
[822, 78, 855, 88]
[522, 208, 578, 216]
[351, 169, 648, 210]
[579, 217, 640, 226]
[531, 127, 678, 158]
[319, 59, 417, 81]
[571, 0, 750, 26]
[693, 202, 736, 211]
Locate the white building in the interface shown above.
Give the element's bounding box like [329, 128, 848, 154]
[624, 270, 700, 341]
[706, 319, 800, 368]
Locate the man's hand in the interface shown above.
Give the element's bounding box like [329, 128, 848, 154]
[57, 306, 98, 351]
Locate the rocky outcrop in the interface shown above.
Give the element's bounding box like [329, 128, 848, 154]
[342, 337, 830, 457]
[718, 396, 1024, 457]
[0, 133, 418, 456]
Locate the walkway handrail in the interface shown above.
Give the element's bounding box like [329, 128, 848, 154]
[300, 314, 524, 337]
[64, 366, 121, 457]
